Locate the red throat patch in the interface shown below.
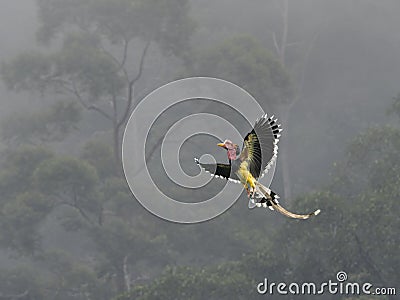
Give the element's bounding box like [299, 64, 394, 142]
[227, 148, 237, 160]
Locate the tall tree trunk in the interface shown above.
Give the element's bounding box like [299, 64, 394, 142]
[270, 0, 324, 202]
[115, 41, 150, 169]
[123, 255, 131, 293]
[279, 109, 292, 201]
[113, 126, 121, 171]
[275, 0, 293, 201]
[115, 271, 126, 295]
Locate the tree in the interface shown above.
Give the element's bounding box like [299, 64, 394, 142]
[0, 267, 44, 299]
[118, 98, 400, 300]
[267, 99, 400, 299]
[264, 0, 327, 201]
[0, 4, 195, 289]
[0, 138, 173, 297]
[1, 100, 81, 145]
[186, 35, 293, 204]
[2, 0, 195, 165]
[187, 35, 292, 109]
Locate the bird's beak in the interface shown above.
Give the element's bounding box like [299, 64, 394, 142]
[217, 142, 226, 148]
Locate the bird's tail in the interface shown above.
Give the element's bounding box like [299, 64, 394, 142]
[253, 182, 321, 220]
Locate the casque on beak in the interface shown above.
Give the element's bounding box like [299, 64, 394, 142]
[217, 142, 226, 148]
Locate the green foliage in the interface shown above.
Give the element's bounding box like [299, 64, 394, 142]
[2, 0, 196, 165]
[1, 51, 51, 92]
[33, 156, 98, 198]
[81, 139, 117, 179]
[0, 250, 114, 300]
[0, 267, 45, 299]
[1, 100, 81, 144]
[121, 180, 399, 300]
[35, 0, 92, 44]
[271, 125, 400, 295]
[56, 32, 126, 99]
[2, 31, 126, 100]
[121, 263, 252, 300]
[0, 146, 100, 254]
[0, 191, 52, 254]
[0, 146, 54, 198]
[33, 155, 102, 227]
[187, 36, 293, 107]
[1, 1, 399, 298]
[336, 126, 400, 285]
[118, 121, 400, 300]
[36, 0, 195, 57]
[118, 247, 286, 300]
[389, 93, 400, 119]
[0, 138, 173, 296]
[34, 250, 111, 300]
[334, 126, 400, 197]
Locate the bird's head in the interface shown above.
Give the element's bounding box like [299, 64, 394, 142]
[217, 139, 239, 160]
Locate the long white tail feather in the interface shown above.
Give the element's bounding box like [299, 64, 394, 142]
[253, 182, 320, 220]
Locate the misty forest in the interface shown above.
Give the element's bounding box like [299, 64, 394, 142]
[0, 0, 399, 299]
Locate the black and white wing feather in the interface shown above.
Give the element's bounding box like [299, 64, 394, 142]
[240, 114, 281, 179]
[194, 158, 241, 183]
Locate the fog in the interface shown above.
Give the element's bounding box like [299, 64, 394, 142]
[0, 1, 398, 299]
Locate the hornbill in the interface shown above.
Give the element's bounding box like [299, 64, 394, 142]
[194, 114, 320, 219]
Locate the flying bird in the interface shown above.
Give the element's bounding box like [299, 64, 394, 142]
[195, 114, 320, 219]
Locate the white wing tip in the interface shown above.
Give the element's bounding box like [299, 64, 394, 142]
[314, 209, 321, 216]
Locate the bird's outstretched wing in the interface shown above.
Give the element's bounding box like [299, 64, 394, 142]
[194, 158, 240, 183]
[240, 114, 281, 179]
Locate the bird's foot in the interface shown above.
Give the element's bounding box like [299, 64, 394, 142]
[246, 188, 254, 198]
[245, 178, 257, 198]
[246, 187, 257, 199]
[251, 187, 257, 198]
[246, 187, 251, 198]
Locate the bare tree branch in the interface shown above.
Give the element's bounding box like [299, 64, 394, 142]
[59, 194, 97, 228]
[70, 81, 114, 121]
[99, 37, 130, 82]
[272, 32, 280, 57]
[279, 0, 288, 65]
[64, 201, 96, 227]
[117, 41, 151, 130]
[289, 22, 327, 111]
[129, 41, 151, 88]
[123, 255, 131, 292]
[87, 104, 114, 121]
[46, 75, 114, 122]
[111, 94, 118, 126]
[119, 37, 130, 71]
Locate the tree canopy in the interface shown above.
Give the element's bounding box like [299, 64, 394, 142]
[0, 1, 399, 299]
[2, 0, 195, 164]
